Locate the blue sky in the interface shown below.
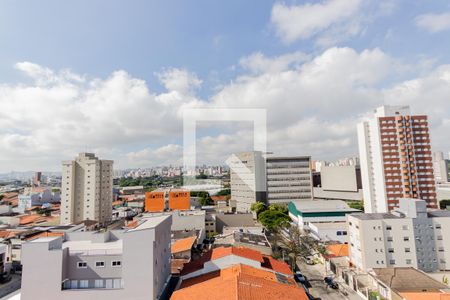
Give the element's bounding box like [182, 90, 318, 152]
[2, 0, 450, 172]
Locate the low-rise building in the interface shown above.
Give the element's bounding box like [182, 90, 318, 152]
[214, 227, 272, 255]
[348, 198, 450, 272]
[21, 215, 172, 300]
[289, 200, 360, 230]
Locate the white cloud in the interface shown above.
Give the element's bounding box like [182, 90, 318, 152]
[271, 0, 363, 44]
[156, 68, 202, 94]
[2, 47, 450, 172]
[415, 12, 450, 33]
[239, 51, 308, 74]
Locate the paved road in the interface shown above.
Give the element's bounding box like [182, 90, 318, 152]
[296, 260, 362, 300]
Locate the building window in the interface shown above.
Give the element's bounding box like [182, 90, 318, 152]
[95, 280, 104, 288]
[402, 225, 409, 230]
[404, 237, 410, 241]
[79, 280, 89, 289]
[70, 280, 78, 288]
[405, 248, 411, 252]
[112, 261, 121, 267]
[95, 261, 105, 268]
[387, 237, 393, 242]
[77, 262, 87, 268]
[388, 248, 394, 253]
[436, 224, 441, 229]
[406, 259, 412, 265]
[390, 259, 396, 265]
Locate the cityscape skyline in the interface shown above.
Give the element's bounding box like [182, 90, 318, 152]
[2, 1, 450, 172]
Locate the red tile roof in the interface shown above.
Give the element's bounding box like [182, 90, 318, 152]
[172, 237, 196, 254]
[180, 246, 292, 277]
[172, 264, 307, 300]
[261, 255, 292, 276]
[211, 246, 264, 263]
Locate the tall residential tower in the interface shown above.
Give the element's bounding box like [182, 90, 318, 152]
[357, 105, 437, 213]
[60, 153, 113, 225]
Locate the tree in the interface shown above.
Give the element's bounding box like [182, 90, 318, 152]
[250, 202, 267, 217]
[216, 189, 231, 196]
[440, 199, 450, 210]
[258, 209, 290, 231]
[277, 225, 323, 271]
[0, 195, 3, 201]
[348, 200, 364, 212]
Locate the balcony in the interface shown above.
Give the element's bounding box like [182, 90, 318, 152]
[62, 278, 124, 290]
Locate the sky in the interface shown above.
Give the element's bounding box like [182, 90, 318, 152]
[1, 0, 450, 172]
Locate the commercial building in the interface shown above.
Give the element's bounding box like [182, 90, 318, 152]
[21, 215, 172, 300]
[266, 156, 312, 204]
[433, 151, 450, 184]
[357, 105, 437, 213]
[348, 198, 450, 272]
[313, 165, 363, 201]
[288, 200, 360, 230]
[61, 153, 113, 225]
[229, 151, 267, 213]
[230, 152, 312, 212]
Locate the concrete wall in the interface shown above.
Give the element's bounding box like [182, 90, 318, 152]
[321, 166, 358, 192]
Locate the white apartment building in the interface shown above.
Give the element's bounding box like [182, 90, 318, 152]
[433, 151, 450, 184]
[61, 153, 113, 225]
[357, 105, 437, 213]
[348, 198, 450, 273]
[266, 156, 312, 204]
[229, 151, 267, 212]
[21, 215, 172, 300]
[231, 152, 312, 212]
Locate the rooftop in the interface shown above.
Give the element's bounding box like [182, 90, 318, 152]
[172, 237, 196, 254]
[128, 215, 170, 231]
[325, 244, 349, 258]
[290, 200, 360, 213]
[372, 268, 448, 292]
[172, 264, 307, 300]
[63, 239, 122, 254]
[350, 213, 401, 220]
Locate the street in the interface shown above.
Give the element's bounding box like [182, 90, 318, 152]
[296, 259, 362, 300]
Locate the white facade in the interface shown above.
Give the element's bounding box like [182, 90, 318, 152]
[230, 152, 312, 212]
[348, 198, 450, 273]
[433, 151, 450, 183]
[21, 216, 172, 300]
[61, 153, 113, 225]
[230, 151, 267, 213]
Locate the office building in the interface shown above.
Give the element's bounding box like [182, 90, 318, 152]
[21, 215, 172, 300]
[61, 153, 113, 225]
[433, 151, 450, 183]
[313, 165, 363, 201]
[266, 156, 312, 204]
[230, 152, 312, 212]
[230, 151, 267, 212]
[357, 105, 437, 213]
[348, 198, 450, 272]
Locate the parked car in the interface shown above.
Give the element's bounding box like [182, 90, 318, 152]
[295, 272, 312, 288]
[324, 277, 339, 289]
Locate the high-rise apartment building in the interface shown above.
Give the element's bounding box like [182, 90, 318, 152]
[61, 153, 113, 225]
[230, 152, 312, 212]
[357, 105, 437, 213]
[266, 156, 312, 204]
[433, 151, 450, 184]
